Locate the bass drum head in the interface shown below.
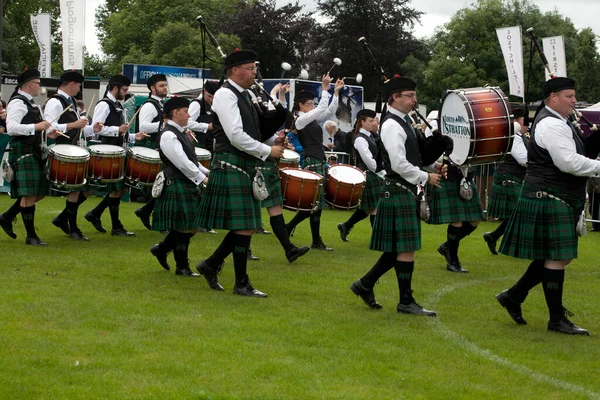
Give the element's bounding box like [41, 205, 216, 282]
[440, 91, 471, 166]
[328, 164, 365, 184]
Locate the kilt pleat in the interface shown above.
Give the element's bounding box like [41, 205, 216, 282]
[487, 173, 523, 219]
[359, 171, 384, 211]
[152, 178, 201, 232]
[428, 178, 484, 224]
[303, 156, 326, 210]
[196, 153, 262, 230]
[499, 185, 584, 261]
[8, 143, 49, 198]
[369, 184, 421, 253]
[260, 160, 283, 209]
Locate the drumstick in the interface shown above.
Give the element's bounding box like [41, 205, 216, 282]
[85, 94, 95, 119]
[186, 129, 198, 143]
[127, 106, 142, 126]
[57, 132, 70, 139]
[49, 104, 72, 124]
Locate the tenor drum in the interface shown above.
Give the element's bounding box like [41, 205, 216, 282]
[87, 144, 126, 184]
[440, 87, 514, 166]
[325, 164, 366, 210]
[195, 147, 212, 169]
[126, 146, 162, 187]
[278, 149, 300, 169]
[47, 144, 90, 189]
[280, 168, 323, 212]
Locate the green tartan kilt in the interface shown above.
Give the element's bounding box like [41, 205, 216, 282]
[499, 185, 584, 261]
[359, 171, 383, 211]
[427, 178, 484, 224]
[152, 178, 201, 232]
[369, 183, 421, 253]
[487, 173, 523, 219]
[196, 152, 262, 230]
[8, 143, 49, 198]
[260, 160, 283, 209]
[303, 156, 326, 210]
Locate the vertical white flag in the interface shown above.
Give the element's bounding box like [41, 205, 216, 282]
[60, 0, 85, 70]
[30, 14, 52, 78]
[496, 26, 525, 99]
[542, 36, 567, 79]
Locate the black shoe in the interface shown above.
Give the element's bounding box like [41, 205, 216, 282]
[437, 242, 451, 264]
[446, 261, 469, 273]
[84, 212, 106, 233]
[233, 283, 268, 298]
[312, 239, 333, 251]
[0, 214, 17, 239]
[483, 232, 498, 255]
[350, 280, 382, 309]
[247, 250, 260, 261]
[397, 301, 437, 317]
[175, 267, 201, 277]
[150, 244, 171, 271]
[286, 245, 310, 263]
[111, 227, 135, 237]
[496, 289, 526, 325]
[25, 236, 46, 246]
[196, 260, 225, 291]
[69, 230, 89, 241]
[134, 208, 152, 230]
[52, 215, 71, 235]
[338, 223, 350, 242]
[256, 227, 271, 234]
[548, 318, 589, 335]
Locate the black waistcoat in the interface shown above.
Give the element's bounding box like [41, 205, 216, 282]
[52, 95, 80, 145]
[212, 82, 261, 160]
[140, 98, 164, 137]
[98, 98, 126, 146]
[354, 131, 379, 172]
[191, 99, 214, 149]
[495, 134, 528, 179]
[298, 120, 325, 161]
[380, 112, 422, 185]
[158, 123, 200, 183]
[526, 107, 587, 200]
[8, 94, 44, 159]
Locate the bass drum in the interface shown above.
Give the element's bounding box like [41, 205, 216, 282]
[440, 87, 514, 166]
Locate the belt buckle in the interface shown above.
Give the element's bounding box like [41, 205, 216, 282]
[535, 190, 543, 199]
[384, 191, 390, 198]
[385, 180, 391, 186]
[502, 180, 507, 187]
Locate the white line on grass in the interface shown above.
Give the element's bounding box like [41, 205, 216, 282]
[424, 279, 600, 400]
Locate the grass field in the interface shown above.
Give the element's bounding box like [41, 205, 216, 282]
[1, 194, 599, 399]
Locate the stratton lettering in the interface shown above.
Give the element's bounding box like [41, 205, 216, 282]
[442, 116, 470, 136]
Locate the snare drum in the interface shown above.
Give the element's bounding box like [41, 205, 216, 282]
[440, 87, 514, 166]
[280, 168, 323, 212]
[325, 164, 366, 210]
[47, 144, 90, 190]
[278, 149, 300, 169]
[125, 146, 162, 187]
[195, 147, 212, 169]
[87, 144, 126, 184]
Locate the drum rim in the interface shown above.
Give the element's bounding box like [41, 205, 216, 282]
[49, 144, 90, 159]
[88, 144, 127, 155]
[280, 167, 323, 181]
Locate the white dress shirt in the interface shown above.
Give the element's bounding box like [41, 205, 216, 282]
[511, 133, 528, 166]
[187, 98, 210, 133]
[380, 107, 433, 186]
[138, 95, 164, 134]
[295, 90, 339, 131]
[354, 128, 380, 174]
[44, 89, 94, 138]
[211, 79, 271, 160]
[535, 106, 600, 177]
[93, 93, 134, 143]
[6, 90, 38, 136]
[160, 120, 209, 185]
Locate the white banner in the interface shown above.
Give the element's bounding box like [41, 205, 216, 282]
[30, 14, 52, 78]
[60, 0, 85, 71]
[542, 36, 567, 79]
[496, 26, 525, 99]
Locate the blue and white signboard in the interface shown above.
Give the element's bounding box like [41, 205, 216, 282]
[122, 64, 210, 85]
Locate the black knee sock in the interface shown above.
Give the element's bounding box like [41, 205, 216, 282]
[270, 214, 293, 252]
[395, 260, 415, 305]
[231, 233, 252, 286]
[20, 205, 37, 237]
[542, 268, 565, 322]
[139, 197, 156, 214]
[173, 232, 193, 269]
[56, 199, 70, 221]
[459, 221, 477, 239]
[3, 197, 22, 221]
[344, 209, 368, 229]
[360, 252, 397, 288]
[77, 193, 88, 206]
[108, 197, 122, 229]
[157, 230, 178, 253]
[490, 220, 508, 241]
[286, 211, 310, 233]
[507, 259, 544, 303]
[309, 210, 322, 244]
[446, 225, 462, 263]
[66, 200, 80, 232]
[90, 194, 110, 217]
[370, 214, 376, 228]
[206, 231, 235, 267]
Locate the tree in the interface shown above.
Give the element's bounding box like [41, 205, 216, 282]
[569, 28, 600, 103]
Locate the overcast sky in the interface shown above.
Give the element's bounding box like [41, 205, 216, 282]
[85, 0, 600, 55]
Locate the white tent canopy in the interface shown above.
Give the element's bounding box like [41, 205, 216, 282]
[166, 76, 205, 96]
[582, 102, 600, 111]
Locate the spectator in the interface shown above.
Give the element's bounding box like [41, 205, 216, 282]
[324, 119, 351, 163]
